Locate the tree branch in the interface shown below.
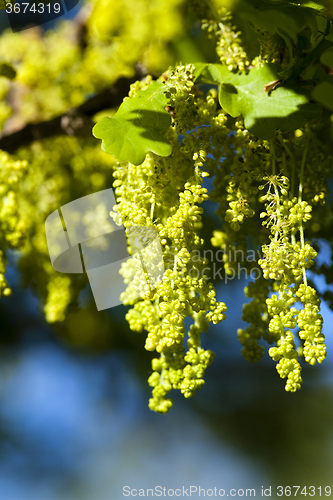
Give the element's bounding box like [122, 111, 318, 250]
[0, 69, 147, 154]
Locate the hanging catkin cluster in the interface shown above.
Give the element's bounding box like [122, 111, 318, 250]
[109, 68, 228, 412]
[103, 9, 333, 410]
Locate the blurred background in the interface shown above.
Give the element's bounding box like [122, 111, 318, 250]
[0, 0, 332, 498]
[1, 218, 333, 499]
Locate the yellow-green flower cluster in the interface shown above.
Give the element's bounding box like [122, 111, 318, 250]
[210, 126, 267, 276]
[296, 284, 325, 365]
[267, 289, 302, 392]
[108, 68, 231, 412]
[0, 250, 11, 298]
[237, 277, 270, 362]
[251, 28, 282, 67]
[0, 151, 27, 246]
[11, 136, 115, 323]
[119, 159, 228, 412]
[44, 276, 73, 323]
[257, 131, 326, 390]
[0, 150, 27, 296]
[209, 120, 330, 394]
[202, 7, 250, 71]
[269, 330, 302, 392]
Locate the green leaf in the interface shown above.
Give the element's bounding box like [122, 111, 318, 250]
[194, 63, 230, 84]
[93, 81, 172, 165]
[236, 0, 318, 42]
[292, 0, 326, 9]
[275, 28, 297, 79]
[251, 0, 325, 9]
[0, 62, 16, 80]
[320, 46, 333, 67]
[313, 80, 333, 110]
[326, 28, 333, 42]
[218, 63, 321, 139]
[264, 0, 326, 10]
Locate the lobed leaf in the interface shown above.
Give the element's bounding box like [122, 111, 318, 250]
[236, 0, 318, 42]
[93, 81, 172, 165]
[218, 63, 321, 139]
